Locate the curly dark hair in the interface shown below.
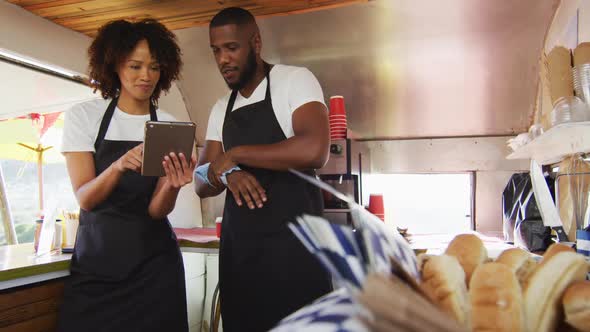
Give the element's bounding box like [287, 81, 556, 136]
[88, 18, 182, 102]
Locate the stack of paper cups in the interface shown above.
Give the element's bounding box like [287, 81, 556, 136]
[329, 96, 347, 140]
[573, 42, 590, 67]
[547, 46, 574, 105]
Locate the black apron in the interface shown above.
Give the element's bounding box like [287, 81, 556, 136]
[58, 98, 188, 332]
[220, 65, 333, 332]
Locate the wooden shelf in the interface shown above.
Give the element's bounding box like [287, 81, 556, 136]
[507, 122, 590, 165]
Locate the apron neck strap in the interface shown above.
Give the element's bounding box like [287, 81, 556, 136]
[149, 102, 158, 121]
[94, 98, 118, 151]
[224, 63, 273, 120]
[94, 98, 158, 151]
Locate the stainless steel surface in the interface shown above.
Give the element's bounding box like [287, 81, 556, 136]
[474, 171, 515, 233]
[320, 174, 359, 209]
[322, 210, 351, 226]
[176, 0, 558, 141]
[316, 139, 369, 209]
[317, 139, 371, 175]
[367, 136, 528, 173]
[318, 139, 350, 175]
[257, 0, 559, 139]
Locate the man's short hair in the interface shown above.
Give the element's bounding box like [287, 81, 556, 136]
[210, 7, 256, 28]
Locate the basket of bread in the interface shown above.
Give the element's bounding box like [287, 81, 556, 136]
[414, 235, 590, 332]
[276, 221, 589, 331]
[273, 172, 590, 331]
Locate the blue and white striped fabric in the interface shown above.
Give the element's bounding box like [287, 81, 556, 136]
[271, 288, 369, 332]
[577, 229, 590, 256]
[275, 170, 421, 331]
[290, 215, 367, 291]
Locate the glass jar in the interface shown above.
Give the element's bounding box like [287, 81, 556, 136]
[53, 219, 63, 250]
[33, 219, 43, 252]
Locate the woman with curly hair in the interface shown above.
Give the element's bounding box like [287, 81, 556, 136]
[58, 19, 191, 332]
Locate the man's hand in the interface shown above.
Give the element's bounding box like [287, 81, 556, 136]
[226, 171, 267, 209]
[205, 163, 223, 188]
[210, 151, 237, 182]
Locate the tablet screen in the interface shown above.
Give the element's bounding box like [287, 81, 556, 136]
[142, 121, 196, 177]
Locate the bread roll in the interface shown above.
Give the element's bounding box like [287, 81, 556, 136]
[445, 234, 488, 285]
[495, 248, 537, 289]
[420, 254, 470, 328]
[563, 280, 590, 332]
[525, 252, 590, 332]
[417, 253, 432, 271]
[541, 243, 575, 265]
[469, 263, 525, 332]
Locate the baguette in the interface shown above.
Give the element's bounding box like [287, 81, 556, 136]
[541, 243, 575, 265]
[420, 254, 470, 328]
[525, 252, 590, 332]
[562, 280, 590, 332]
[495, 248, 537, 289]
[470, 263, 525, 332]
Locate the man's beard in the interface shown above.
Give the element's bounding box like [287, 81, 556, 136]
[226, 47, 257, 90]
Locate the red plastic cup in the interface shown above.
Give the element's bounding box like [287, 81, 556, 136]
[330, 131, 347, 136]
[329, 121, 348, 126]
[331, 124, 347, 128]
[331, 130, 347, 135]
[215, 217, 222, 238]
[329, 96, 346, 116]
[329, 119, 347, 124]
[368, 194, 384, 219]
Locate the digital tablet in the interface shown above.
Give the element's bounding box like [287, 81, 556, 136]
[142, 121, 196, 177]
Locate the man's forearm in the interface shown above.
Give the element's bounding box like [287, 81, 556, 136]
[195, 176, 225, 198]
[230, 135, 328, 171]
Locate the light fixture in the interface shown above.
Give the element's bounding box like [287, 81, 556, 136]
[0, 48, 81, 79]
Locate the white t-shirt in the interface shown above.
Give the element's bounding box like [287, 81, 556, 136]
[60, 98, 176, 153]
[205, 64, 326, 145]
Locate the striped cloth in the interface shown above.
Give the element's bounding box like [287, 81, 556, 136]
[577, 229, 590, 256]
[273, 170, 421, 331]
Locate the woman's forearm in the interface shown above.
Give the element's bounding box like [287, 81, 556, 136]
[75, 164, 123, 211]
[148, 180, 181, 219]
